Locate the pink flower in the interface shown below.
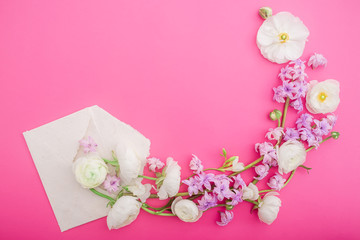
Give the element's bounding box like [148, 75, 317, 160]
[308, 53, 327, 69]
[103, 175, 121, 193]
[189, 154, 204, 174]
[147, 157, 165, 172]
[79, 136, 98, 153]
[265, 127, 284, 141]
[267, 173, 286, 191]
[216, 211, 234, 226]
[254, 164, 270, 180]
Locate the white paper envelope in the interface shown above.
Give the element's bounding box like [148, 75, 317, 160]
[23, 106, 150, 232]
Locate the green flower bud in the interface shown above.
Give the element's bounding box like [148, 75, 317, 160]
[226, 204, 234, 210]
[259, 7, 272, 19]
[331, 131, 340, 139]
[269, 109, 282, 121]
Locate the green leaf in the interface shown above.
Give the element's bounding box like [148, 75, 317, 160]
[221, 148, 227, 158]
[102, 158, 119, 166]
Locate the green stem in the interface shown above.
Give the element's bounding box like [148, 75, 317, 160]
[277, 118, 281, 128]
[89, 188, 116, 202]
[138, 175, 157, 181]
[281, 97, 290, 128]
[305, 136, 332, 152]
[141, 206, 175, 216]
[203, 168, 225, 172]
[259, 189, 274, 194]
[206, 204, 228, 211]
[282, 169, 296, 188]
[228, 156, 264, 177]
[244, 199, 259, 206]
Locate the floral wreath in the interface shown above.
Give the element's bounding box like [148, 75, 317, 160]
[73, 7, 340, 229]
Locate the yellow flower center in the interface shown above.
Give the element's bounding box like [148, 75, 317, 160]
[279, 33, 289, 43]
[318, 92, 327, 102]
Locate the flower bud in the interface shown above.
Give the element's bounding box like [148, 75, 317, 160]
[259, 7, 272, 19]
[331, 131, 340, 139]
[269, 109, 282, 121]
[226, 204, 234, 210]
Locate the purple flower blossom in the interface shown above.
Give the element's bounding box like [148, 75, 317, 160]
[278, 65, 294, 81]
[216, 211, 234, 226]
[195, 173, 215, 191]
[255, 142, 277, 166]
[182, 177, 203, 196]
[79, 136, 98, 153]
[313, 119, 332, 136]
[292, 67, 308, 81]
[103, 175, 120, 193]
[254, 164, 270, 180]
[265, 127, 284, 141]
[284, 128, 300, 141]
[290, 59, 306, 70]
[189, 154, 204, 174]
[308, 53, 327, 69]
[293, 80, 308, 99]
[273, 86, 286, 103]
[296, 113, 313, 129]
[227, 189, 243, 206]
[267, 173, 286, 191]
[282, 80, 296, 99]
[214, 174, 232, 183]
[213, 179, 233, 201]
[147, 157, 165, 172]
[290, 98, 303, 113]
[232, 174, 246, 189]
[198, 191, 217, 211]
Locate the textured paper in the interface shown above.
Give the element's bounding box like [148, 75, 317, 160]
[23, 106, 150, 232]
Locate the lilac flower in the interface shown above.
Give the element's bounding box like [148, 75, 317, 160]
[313, 119, 332, 136]
[273, 86, 286, 103]
[147, 157, 165, 172]
[213, 179, 233, 201]
[216, 211, 234, 226]
[103, 175, 121, 193]
[267, 173, 286, 191]
[290, 98, 303, 113]
[284, 128, 300, 141]
[293, 80, 308, 98]
[308, 53, 327, 69]
[296, 113, 313, 129]
[232, 174, 246, 189]
[292, 67, 308, 81]
[307, 135, 322, 148]
[265, 127, 284, 141]
[282, 80, 296, 99]
[79, 136, 98, 153]
[198, 191, 217, 211]
[278, 65, 294, 81]
[227, 189, 243, 206]
[189, 154, 203, 174]
[255, 142, 277, 166]
[290, 59, 306, 70]
[182, 177, 203, 196]
[254, 164, 270, 180]
[326, 114, 337, 128]
[299, 127, 315, 142]
[214, 174, 232, 183]
[195, 173, 215, 190]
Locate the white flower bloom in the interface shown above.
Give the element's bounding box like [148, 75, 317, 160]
[277, 140, 306, 174]
[128, 179, 152, 203]
[116, 142, 146, 185]
[157, 157, 181, 200]
[73, 155, 108, 188]
[231, 157, 245, 172]
[258, 192, 282, 225]
[306, 79, 340, 114]
[107, 196, 142, 230]
[242, 183, 259, 201]
[257, 12, 310, 64]
[171, 197, 202, 222]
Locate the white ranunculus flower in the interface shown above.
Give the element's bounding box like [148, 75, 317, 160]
[128, 179, 152, 203]
[157, 157, 181, 200]
[116, 142, 146, 185]
[306, 79, 340, 114]
[171, 197, 202, 222]
[231, 157, 245, 172]
[242, 183, 259, 201]
[107, 196, 142, 230]
[258, 192, 282, 225]
[277, 140, 306, 174]
[73, 155, 108, 188]
[257, 12, 310, 64]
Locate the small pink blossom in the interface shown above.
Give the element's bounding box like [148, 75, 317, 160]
[254, 164, 270, 180]
[189, 154, 204, 174]
[265, 127, 284, 141]
[147, 157, 165, 172]
[79, 136, 98, 153]
[267, 173, 286, 191]
[308, 53, 327, 69]
[103, 175, 121, 193]
[216, 211, 234, 226]
[255, 142, 277, 166]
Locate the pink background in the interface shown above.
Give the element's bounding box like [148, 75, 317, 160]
[1, 0, 359, 239]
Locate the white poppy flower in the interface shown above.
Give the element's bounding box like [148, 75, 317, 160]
[73, 155, 108, 188]
[258, 192, 282, 225]
[157, 157, 181, 200]
[257, 12, 310, 64]
[171, 197, 202, 222]
[277, 140, 306, 174]
[107, 196, 142, 230]
[306, 79, 340, 114]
